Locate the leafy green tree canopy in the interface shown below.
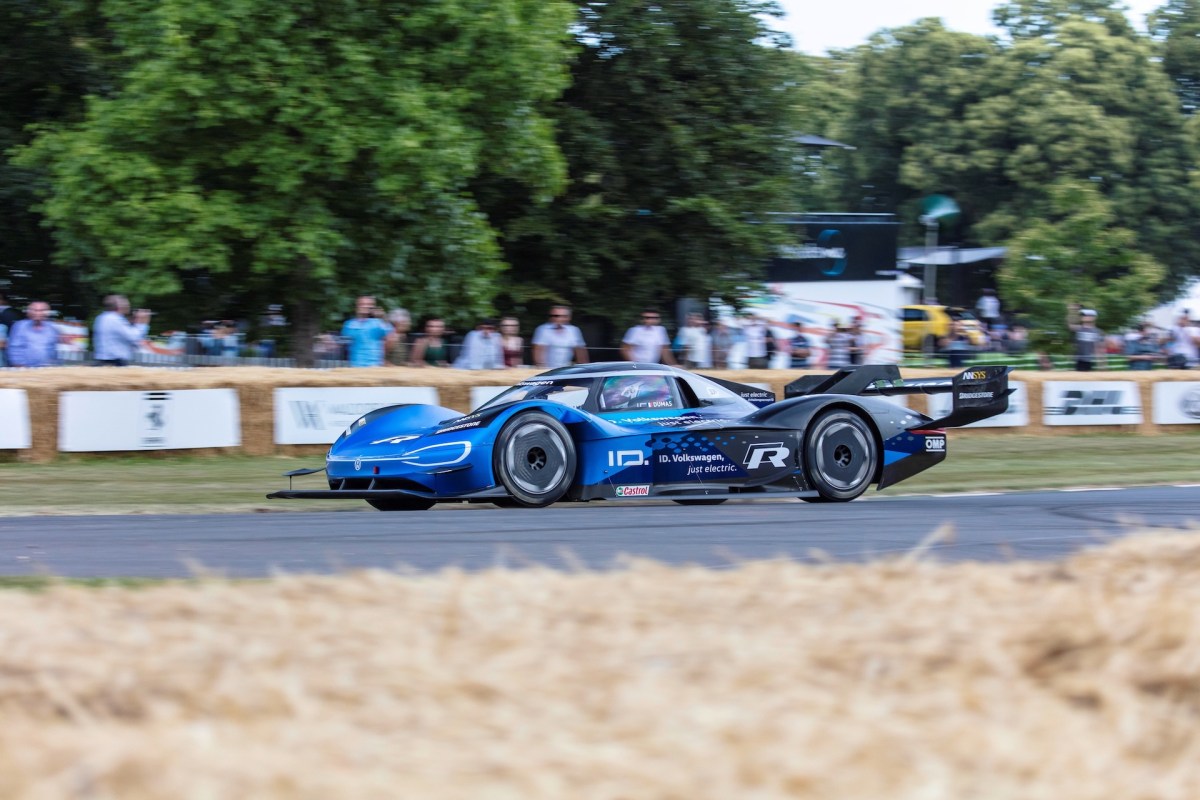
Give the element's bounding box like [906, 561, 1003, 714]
[998, 179, 1164, 350]
[497, 0, 799, 326]
[16, 0, 573, 353]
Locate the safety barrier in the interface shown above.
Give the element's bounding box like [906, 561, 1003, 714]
[0, 367, 1198, 462]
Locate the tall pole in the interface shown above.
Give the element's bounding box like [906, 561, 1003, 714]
[922, 219, 938, 304]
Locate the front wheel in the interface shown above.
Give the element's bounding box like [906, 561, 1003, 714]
[493, 411, 576, 507]
[367, 496, 435, 511]
[803, 409, 878, 502]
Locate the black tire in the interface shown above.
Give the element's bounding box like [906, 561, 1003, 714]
[672, 498, 728, 506]
[366, 496, 435, 511]
[803, 409, 878, 502]
[493, 411, 576, 508]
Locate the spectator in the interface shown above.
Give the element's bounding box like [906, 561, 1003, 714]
[847, 316, 866, 365]
[1006, 323, 1028, 356]
[532, 305, 588, 368]
[976, 288, 1001, 329]
[7, 301, 61, 367]
[454, 318, 505, 370]
[675, 313, 712, 369]
[410, 318, 450, 367]
[0, 322, 7, 368]
[1125, 322, 1162, 371]
[710, 320, 734, 370]
[1166, 310, 1200, 369]
[742, 315, 772, 369]
[208, 320, 242, 358]
[827, 322, 855, 368]
[788, 327, 811, 368]
[93, 295, 150, 366]
[341, 295, 394, 367]
[0, 291, 23, 367]
[621, 309, 677, 365]
[499, 316, 524, 368]
[940, 319, 975, 368]
[1069, 307, 1105, 372]
[386, 308, 412, 366]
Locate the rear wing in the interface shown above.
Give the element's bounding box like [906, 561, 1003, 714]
[784, 365, 1013, 429]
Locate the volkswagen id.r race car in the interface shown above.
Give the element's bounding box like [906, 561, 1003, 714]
[267, 363, 1012, 510]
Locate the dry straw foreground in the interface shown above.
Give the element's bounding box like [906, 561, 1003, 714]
[2, 531, 1200, 799]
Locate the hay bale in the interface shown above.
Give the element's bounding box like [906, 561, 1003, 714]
[0, 531, 1199, 797]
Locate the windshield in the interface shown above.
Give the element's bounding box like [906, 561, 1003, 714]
[477, 379, 596, 411]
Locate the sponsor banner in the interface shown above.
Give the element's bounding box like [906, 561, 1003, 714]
[1043, 381, 1142, 426]
[926, 381, 1028, 428]
[1152, 382, 1200, 425]
[59, 390, 240, 452]
[274, 387, 439, 445]
[0, 389, 31, 449]
[470, 385, 508, 410]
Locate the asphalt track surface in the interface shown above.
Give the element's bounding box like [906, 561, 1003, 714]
[2, 486, 1199, 578]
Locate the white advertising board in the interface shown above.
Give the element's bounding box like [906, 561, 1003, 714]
[0, 389, 31, 449]
[1152, 382, 1200, 425]
[59, 390, 241, 451]
[274, 387, 440, 445]
[927, 381, 1028, 428]
[1043, 381, 1142, 426]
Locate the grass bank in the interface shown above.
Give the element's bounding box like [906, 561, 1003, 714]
[0, 432, 1198, 515]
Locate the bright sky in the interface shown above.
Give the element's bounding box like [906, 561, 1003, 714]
[775, 0, 1166, 55]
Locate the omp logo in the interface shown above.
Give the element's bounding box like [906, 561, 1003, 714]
[963, 370, 988, 381]
[615, 485, 650, 497]
[925, 436, 946, 452]
[1050, 390, 1139, 416]
[608, 450, 647, 467]
[743, 442, 789, 470]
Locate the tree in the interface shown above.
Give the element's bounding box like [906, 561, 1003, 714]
[998, 180, 1164, 350]
[494, 0, 799, 330]
[16, 0, 573, 360]
[1149, 0, 1200, 112]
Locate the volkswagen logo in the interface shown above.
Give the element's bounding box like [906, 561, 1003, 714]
[1182, 390, 1200, 420]
[354, 458, 362, 471]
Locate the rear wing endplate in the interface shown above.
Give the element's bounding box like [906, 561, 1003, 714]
[784, 365, 1013, 429]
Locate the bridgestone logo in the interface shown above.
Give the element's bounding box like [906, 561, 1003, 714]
[959, 391, 994, 400]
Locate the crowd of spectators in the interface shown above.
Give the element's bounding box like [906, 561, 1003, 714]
[2, 287, 1200, 372]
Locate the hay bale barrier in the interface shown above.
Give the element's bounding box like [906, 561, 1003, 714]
[1, 531, 1199, 798]
[2, 366, 1199, 462]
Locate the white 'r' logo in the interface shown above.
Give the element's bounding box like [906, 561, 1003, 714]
[743, 443, 789, 470]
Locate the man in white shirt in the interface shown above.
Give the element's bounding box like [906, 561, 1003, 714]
[532, 305, 588, 368]
[454, 319, 505, 370]
[742, 315, 771, 369]
[621, 309, 677, 365]
[675, 313, 712, 368]
[1168, 310, 1200, 368]
[93, 294, 150, 366]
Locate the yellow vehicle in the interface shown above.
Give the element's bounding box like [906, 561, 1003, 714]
[900, 305, 987, 353]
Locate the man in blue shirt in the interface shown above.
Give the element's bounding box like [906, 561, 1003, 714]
[8, 301, 61, 367]
[93, 295, 150, 365]
[341, 296, 395, 367]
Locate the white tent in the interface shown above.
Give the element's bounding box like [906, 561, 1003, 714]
[1146, 279, 1200, 329]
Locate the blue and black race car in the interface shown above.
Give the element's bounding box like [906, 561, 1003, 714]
[268, 363, 1012, 510]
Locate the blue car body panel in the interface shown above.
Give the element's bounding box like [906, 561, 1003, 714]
[269, 362, 1010, 505]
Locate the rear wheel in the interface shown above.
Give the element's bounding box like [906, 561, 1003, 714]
[366, 496, 435, 511]
[803, 409, 878, 502]
[493, 412, 576, 507]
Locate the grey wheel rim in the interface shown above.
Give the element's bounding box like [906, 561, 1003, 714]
[812, 418, 872, 493]
[504, 422, 568, 496]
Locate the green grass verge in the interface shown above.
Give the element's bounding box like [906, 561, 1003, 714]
[0, 433, 1197, 515]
